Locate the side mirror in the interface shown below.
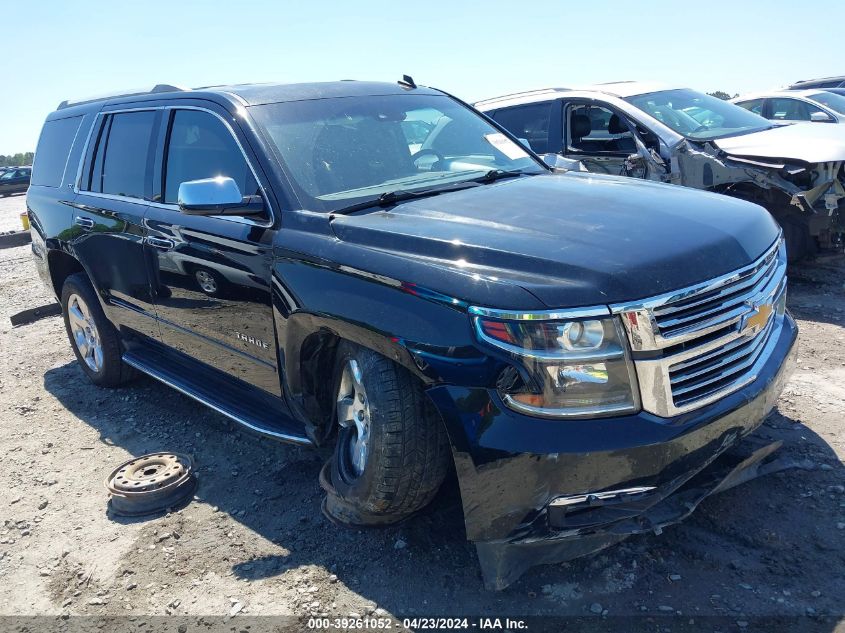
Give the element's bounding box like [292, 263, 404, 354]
[810, 111, 833, 123]
[177, 177, 265, 216]
[517, 137, 532, 150]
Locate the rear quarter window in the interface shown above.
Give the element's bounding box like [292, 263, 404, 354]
[31, 115, 84, 187]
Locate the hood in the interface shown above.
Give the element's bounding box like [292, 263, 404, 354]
[329, 173, 780, 308]
[713, 122, 845, 163]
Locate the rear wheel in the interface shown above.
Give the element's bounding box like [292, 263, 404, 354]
[61, 273, 135, 387]
[322, 342, 450, 525]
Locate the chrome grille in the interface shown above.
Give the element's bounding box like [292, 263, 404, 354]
[668, 308, 778, 408]
[652, 245, 780, 338]
[611, 237, 787, 417]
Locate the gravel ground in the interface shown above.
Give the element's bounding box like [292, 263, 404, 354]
[0, 193, 28, 233]
[1, 191, 844, 631]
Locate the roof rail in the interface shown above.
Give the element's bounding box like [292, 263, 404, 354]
[474, 87, 568, 107]
[57, 84, 189, 110]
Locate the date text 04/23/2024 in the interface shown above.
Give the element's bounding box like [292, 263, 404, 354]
[306, 617, 528, 630]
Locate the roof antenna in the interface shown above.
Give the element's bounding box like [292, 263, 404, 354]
[398, 75, 417, 90]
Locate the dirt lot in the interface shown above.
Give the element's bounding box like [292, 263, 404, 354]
[1, 194, 844, 631]
[0, 193, 28, 233]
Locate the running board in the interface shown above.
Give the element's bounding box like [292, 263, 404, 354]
[122, 348, 313, 446]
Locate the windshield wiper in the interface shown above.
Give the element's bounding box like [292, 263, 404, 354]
[330, 170, 536, 215]
[330, 180, 482, 215]
[474, 168, 531, 183]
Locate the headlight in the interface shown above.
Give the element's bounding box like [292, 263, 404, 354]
[472, 312, 640, 418]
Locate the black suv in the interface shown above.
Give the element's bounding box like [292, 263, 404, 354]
[0, 165, 31, 195]
[28, 80, 797, 589]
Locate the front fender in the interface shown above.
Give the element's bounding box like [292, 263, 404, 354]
[271, 255, 500, 442]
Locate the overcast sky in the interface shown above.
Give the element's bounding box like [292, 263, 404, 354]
[3, 0, 842, 154]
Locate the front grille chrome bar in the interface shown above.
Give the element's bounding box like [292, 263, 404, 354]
[610, 236, 787, 417]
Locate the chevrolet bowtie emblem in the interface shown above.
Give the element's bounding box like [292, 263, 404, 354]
[740, 300, 773, 336]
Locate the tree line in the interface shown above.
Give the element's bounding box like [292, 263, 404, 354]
[1, 152, 34, 167]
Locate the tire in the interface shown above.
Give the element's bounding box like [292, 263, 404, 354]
[324, 342, 450, 525]
[781, 215, 817, 262]
[60, 272, 135, 387]
[192, 267, 224, 297]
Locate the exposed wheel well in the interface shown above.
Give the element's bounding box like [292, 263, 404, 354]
[712, 182, 818, 261]
[298, 329, 341, 444]
[47, 250, 85, 298]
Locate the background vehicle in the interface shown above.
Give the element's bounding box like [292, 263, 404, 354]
[0, 165, 31, 195]
[476, 82, 845, 259]
[787, 76, 845, 90]
[732, 90, 845, 124]
[29, 80, 796, 589]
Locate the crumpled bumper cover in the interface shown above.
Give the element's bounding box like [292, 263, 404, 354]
[427, 314, 798, 590]
[475, 437, 802, 590]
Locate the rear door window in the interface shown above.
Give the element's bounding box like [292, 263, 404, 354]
[491, 103, 552, 153]
[87, 111, 156, 199]
[31, 115, 84, 187]
[769, 98, 826, 122]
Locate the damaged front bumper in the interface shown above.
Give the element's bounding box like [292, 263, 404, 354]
[427, 313, 798, 590]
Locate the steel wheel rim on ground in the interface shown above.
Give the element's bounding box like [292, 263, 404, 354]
[105, 452, 197, 517]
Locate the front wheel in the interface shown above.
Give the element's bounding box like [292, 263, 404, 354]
[193, 268, 223, 296]
[780, 215, 818, 262]
[322, 342, 450, 526]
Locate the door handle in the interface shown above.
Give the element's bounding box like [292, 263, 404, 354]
[146, 236, 175, 250]
[74, 216, 94, 229]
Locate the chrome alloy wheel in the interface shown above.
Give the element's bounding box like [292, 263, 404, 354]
[67, 293, 103, 372]
[336, 359, 371, 479]
[195, 270, 218, 294]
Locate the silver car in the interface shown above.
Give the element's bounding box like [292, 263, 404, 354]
[731, 89, 845, 125]
[476, 82, 845, 259]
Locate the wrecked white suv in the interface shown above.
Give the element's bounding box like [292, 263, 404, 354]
[476, 82, 845, 259]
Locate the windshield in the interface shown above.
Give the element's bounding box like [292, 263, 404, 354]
[625, 89, 772, 140]
[809, 91, 845, 115]
[250, 94, 544, 212]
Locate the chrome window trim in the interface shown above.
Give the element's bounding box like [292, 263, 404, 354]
[68, 190, 149, 208]
[73, 105, 274, 229]
[467, 305, 611, 321]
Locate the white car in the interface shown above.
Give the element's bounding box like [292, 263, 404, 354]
[731, 89, 845, 125]
[476, 82, 845, 259]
